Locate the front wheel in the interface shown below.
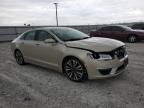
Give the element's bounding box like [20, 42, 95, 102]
[63, 57, 88, 82]
[128, 35, 137, 43]
[15, 50, 25, 65]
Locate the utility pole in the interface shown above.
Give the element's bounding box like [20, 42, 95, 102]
[54, 3, 58, 26]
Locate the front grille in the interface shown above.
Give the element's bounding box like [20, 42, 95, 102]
[97, 46, 126, 60]
[114, 46, 126, 59]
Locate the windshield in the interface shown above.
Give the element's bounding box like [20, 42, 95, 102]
[50, 28, 90, 41]
[120, 25, 133, 31]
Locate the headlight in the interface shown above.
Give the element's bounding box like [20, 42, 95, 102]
[98, 54, 112, 60]
[87, 53, 112, 60]
[87, 52, 100, 59]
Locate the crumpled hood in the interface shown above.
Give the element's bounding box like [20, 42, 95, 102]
[66, 37, 125, 52]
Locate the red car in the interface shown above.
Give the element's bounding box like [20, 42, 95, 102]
[90, 25, 144, 43]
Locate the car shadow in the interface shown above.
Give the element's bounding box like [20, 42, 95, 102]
[20, 62, 128, 85]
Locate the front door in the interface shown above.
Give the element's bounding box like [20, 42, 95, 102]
[33, 30, 59, 69]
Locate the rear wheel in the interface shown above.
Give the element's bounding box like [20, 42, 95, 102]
[63, 57, 88, 82]
[128, 35, 137, 43]
[15, 50, 25, 65]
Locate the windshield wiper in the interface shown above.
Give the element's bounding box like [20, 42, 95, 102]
[65, 37, 91, 41]
[65, 38, 82, 41]
[81, 37, 91, 39]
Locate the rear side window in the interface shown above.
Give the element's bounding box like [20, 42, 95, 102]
[110, 26, 124, 31]
[23, 31, 35, 40]
[36, 30, 52, 41]
[98, 27, 112, 31]
[98, 26, 125, 32]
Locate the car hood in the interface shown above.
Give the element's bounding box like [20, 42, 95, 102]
[65, 37, 125, 52]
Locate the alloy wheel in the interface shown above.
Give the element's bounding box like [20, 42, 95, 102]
[128, 35, 137, 43]
[15, 50, 25, 65]
[63, 58, 87, 81]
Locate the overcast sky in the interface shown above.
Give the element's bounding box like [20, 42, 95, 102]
[0, 0, 144, 26]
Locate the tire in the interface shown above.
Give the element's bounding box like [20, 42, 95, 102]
[128, 35, 137, 43]
[15, 50, 25, 65]
[63, 57, 88, 82]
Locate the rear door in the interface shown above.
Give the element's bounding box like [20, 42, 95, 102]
[99, 26, 113, 38]
[20, 30, 38, 60]
[111, 26, 127, 40]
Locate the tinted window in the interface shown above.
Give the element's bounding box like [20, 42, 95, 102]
[121, 26, 132, 31]
[111, 26, 124, 31]
[23, 31, 35, 40]
[132, 23, 144, 30]
[36, 30, 52, 41]
[98, 27, 112, 31]
[98, 26, 126, 32]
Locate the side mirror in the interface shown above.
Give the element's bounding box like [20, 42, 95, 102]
[44, 39, 56, 43]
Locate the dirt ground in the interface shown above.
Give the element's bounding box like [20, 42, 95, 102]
[0, 42, 144, 108]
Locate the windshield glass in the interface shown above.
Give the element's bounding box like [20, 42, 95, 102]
[120, 25, 133, 31]
[50, 28, 89, 41]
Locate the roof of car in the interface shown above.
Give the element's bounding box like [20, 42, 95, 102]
[102, 25, 127, 28]
[33, 27, 71, 30]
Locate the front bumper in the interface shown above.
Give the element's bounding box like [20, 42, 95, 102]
[85, 55, 128, 79]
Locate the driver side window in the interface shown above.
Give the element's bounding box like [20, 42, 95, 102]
[36, 30, 52, 41]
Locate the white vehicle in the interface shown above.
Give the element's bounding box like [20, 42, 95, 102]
[11, 27, 128, 82]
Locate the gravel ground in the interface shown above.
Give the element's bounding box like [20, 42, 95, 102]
[0, 42, 144, 108]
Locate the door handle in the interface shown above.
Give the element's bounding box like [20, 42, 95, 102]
[36, 43, 40, 45]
